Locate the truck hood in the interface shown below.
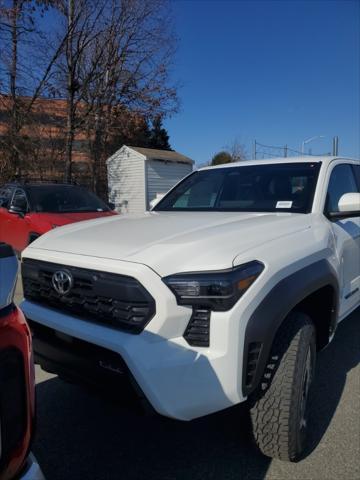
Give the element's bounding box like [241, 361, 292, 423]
[28, 210, 116, 231]
[25, 211, 311, 276]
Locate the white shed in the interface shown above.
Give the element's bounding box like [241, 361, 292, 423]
[107, 145, 194, 214]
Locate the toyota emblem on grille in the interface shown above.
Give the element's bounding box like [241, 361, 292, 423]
[52, 270, 73, 295]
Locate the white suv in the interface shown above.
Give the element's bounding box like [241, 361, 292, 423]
[21, 156, 360, 461]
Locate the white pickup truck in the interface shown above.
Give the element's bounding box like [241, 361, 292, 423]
[21, 156, 360, 461]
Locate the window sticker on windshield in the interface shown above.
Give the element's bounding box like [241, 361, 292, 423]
[276, 201, 293, 209]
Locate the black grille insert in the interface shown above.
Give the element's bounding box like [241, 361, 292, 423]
[22, 259, 155, 334]
[184, 308, 211, 347]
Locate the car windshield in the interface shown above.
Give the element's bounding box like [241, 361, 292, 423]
[27, 185, 110, 213]
[154, 162, 321, 214]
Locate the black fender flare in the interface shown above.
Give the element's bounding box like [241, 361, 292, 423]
[242, 259, 339, 397]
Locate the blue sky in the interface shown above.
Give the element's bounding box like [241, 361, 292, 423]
[165, 0, 360, 165]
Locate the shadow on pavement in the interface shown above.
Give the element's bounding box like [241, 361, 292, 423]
[34, 308, 359, 480]
[304, 307, 360, 457]
[34, 381, 269, 480]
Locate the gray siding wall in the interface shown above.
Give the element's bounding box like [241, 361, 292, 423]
[146, 160, 193, 209]
[107, 147, 146, 214]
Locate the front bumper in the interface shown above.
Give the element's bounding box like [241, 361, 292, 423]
[20, 251, 247, 421]
[23, 300, 244, 420]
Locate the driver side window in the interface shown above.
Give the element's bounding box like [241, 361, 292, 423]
[325, 164, 358, 213]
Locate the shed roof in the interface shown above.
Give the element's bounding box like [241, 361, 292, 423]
[127, 146, 194, 165]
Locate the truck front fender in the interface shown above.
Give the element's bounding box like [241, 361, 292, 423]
[242, 259, 339, 397]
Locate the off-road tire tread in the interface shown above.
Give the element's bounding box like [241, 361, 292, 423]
[250, 311, 315, 461]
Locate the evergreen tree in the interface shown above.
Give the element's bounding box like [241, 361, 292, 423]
[149, 116, 171, 150]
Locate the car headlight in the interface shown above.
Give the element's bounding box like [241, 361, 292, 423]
[163, 261, 264, 311]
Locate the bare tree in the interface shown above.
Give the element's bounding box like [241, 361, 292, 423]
[52, 0, 178, 184]
[51, 0, 108, 182]
[0, 0, 68, 179]
[0, 0, 178, 186]
[224, 139, 247, 162]
[0, 0, 32, 173]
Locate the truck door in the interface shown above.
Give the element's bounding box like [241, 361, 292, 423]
[325, 163, 360, 318]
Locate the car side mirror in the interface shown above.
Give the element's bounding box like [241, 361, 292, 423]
[338, 192, 360, 212]
[9, 205, 26, 218]
[327, 192, 360, 220]
[0, 243, 18, 309]
[108, 202, 116, 211]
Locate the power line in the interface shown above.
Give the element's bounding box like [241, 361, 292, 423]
[253, 139, 335, 159]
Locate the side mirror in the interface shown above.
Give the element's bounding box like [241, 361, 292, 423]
[9, 205, 26, 218]
[0, 243, 18, 309]
[338, 192, 360, 212]
[327, 192, 360, 220]
[108, 202, 116, 211]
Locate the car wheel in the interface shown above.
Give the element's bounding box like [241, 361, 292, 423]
[250, 311, 316, 461]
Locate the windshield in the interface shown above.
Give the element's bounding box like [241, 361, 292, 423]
[154, 163, 321, 214]
[27, 185, 110, 213]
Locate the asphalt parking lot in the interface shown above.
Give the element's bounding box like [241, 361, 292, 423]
[16, 278, 360, 480]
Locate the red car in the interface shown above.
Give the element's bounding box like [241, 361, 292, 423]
[0, 243, 44, 480]
[0, 183, 117, 252]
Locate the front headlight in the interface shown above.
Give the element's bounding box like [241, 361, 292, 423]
[163, 261, 264, 311]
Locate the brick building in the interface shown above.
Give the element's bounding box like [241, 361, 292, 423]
[0, 95, 93, 182]
[0, 95, 169, 199]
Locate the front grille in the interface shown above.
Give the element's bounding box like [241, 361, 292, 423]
[22, 259, 155, 334]
[0, 348, 27, 468]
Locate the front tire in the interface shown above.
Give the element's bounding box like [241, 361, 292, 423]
[250, 311, 316, 461]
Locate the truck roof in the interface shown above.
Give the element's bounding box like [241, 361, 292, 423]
[200, 156, 358, 170]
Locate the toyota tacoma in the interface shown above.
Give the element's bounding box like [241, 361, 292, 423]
[20, 156, 360, 461]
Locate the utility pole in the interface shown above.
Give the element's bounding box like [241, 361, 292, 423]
[253, 140, 257, 160]
[332, 136, 339, 156]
